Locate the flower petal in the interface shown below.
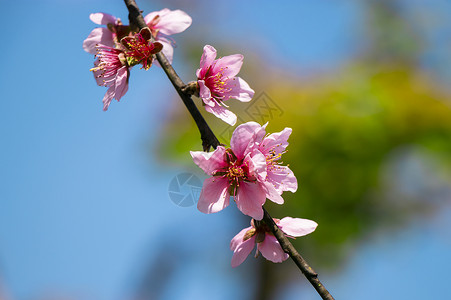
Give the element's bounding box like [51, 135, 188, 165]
[260, 127, 292, 157]
[197, 177, 230, 214]
[235, 181, 266, 220]
[83, 28, 115, 54]
[244, 150, 267, 182]
[190, 146, 227, 176]
[258, 235, 289, 263]
[262, 181, 284, 204]
[267, 165, 298, 193]
[198, 80, 213, 105]
[278, 217, 318, 237]
[204, 101, 237, 126]
[230, 226, 254, 251]
[155, 9, 192, 35]
[156, 37, 174, 64]
[231, 232, 255, 268]
[114, 66, 129, 101]
[224, 77, 254, 102]
[213, 54, 243, 78]
[144, 9, 169, 25]
[89, 13, 117, 25]
[230, 122, 265, 160]
[102, 86, 116, 111]
[197, 45, 217, 78]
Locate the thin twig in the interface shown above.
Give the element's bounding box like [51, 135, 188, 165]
[262, 208, 335, 300]
[123, 1, 334, 299]
[124, 0, 219, 151]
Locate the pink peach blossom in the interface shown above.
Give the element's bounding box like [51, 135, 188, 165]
[90, 29, 163, 110]
[191, 122, 295, 219]
[144, 8, 192, 64]
[191, 145, 267, 220]
[230, 217, 318, 267]
[90, 45, 129, 111]
[196, 45, 254, 125]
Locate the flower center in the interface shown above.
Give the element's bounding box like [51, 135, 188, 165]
[225, 161, 245, 184]
[121, 29, 163, 70]
[214, 149, 250, 190]
[205, 67, 232, 100]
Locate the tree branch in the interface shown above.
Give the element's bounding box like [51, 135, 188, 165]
[123, 1, 334, 299]
[124, 0, 220, 151]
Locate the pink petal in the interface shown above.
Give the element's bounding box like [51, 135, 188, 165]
[157, 37, 174, 64]
[190, 146, 227, 176]
[235, 181, 266, 220]
[197, 176, 230, 214]
[245, 123, 268, 154]
[224, 77, 254, 102]
[262, 181, 284, 205]
[230, 226, 253, 251]
[204, 101, 237, 126]
[144, 9, 165, 25]
[83, 28, 115, 54]
[114, 66, 129, 101]
[90, 13, 117, 25]
[213, 54, 243, 78]
[278, 217, 318, 237]
[197, 80, 213, 106]
[197, 45, 217, 78]
[230, 122, 265, 160]
[260, 127, 292, 156]
[244, 150, 267, 182]
[258, 235, 289, 263]
[144, 8, 171, 26]
[231, 232, 255, 268]
[102, 86, 115, 111]
[267, 165, 298, 193]
[155, 9, 192, 35]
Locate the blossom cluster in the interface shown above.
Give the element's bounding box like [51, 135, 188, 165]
[84, 7, 317, 268]
[192, 121, 317, 266]
[83, 9, 192, 110]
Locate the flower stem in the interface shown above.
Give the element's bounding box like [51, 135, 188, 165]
[123, 1, 334, 299]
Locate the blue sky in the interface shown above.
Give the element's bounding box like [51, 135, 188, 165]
[0, 1, 450, 299]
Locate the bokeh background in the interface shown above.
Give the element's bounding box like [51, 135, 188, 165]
[1, 0, 450, 299]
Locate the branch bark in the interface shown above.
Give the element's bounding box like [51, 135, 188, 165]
[123, 1, 334, 299]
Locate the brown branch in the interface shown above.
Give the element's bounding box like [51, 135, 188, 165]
[123, 1, 334, 299]
[124, 0, 219, 151]
[262, 207, 335, 300]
